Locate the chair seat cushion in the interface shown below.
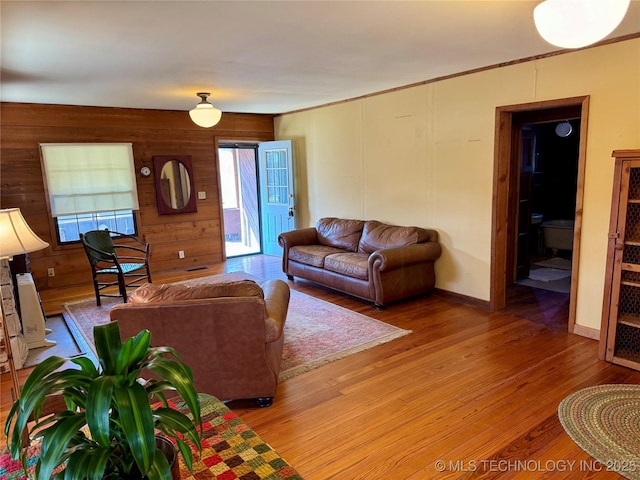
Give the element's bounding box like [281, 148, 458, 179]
[324, 252, 369, 280]
[289, 245, 345, 268]
[97, 263, 146, 274]
[128, 279, 264, 304]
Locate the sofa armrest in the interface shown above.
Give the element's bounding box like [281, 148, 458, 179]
[369, 242, 442, 272]
[261, 279, 291, 342]
[278, 227, 318, 249]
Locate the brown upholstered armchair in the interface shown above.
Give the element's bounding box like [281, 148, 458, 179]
[109, 278, 290, 407]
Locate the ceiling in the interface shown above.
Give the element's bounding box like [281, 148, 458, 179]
[2, 1, 639, 115]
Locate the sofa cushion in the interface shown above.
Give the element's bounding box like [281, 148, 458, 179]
[324, 252, 369, 280]
[128, 279, 264, 304]
[289, 245, 345, 268]
[316, 217, 365, 252]
[358, 220, 429, 254]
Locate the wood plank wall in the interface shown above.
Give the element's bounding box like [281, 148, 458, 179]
[0, 102, 274, 292]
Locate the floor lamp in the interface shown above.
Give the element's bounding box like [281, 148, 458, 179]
[0, 208, 49, 400]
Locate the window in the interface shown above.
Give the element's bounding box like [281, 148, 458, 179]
[55, 210, 136, 243]
[40, 143, 140, 244]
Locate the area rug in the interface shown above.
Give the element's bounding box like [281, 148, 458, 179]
[558, 384, 640, 480]
[534, 257, 572, 271]
[1, 393, 303, 480]
[528, 267, 572, 282]
[63, 276, 411, 381]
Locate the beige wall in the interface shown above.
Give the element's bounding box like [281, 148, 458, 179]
[275, 38, 640, 332]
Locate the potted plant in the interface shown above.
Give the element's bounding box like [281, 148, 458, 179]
[4, 321, 203, 480]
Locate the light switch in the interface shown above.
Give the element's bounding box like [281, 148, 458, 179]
[198, 191, 206, 200]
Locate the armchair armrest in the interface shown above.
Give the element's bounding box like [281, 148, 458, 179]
[278, 227, 318, 249]
[369, 242, 442, 272]
[261, 279, 291, 342]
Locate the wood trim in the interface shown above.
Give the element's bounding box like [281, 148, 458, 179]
[572, 323, 600, 341]
[432, 288, 491, 311]
[490, 109, 512, 310]
[567, 97, 590, 333]
[598, 159, 621, 360]
[491, 96, 589, 330]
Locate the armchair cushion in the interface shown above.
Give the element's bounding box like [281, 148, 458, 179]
[128, 279, 264, 304]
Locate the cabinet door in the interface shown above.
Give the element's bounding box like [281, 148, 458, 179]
[606, 160, 640, 366]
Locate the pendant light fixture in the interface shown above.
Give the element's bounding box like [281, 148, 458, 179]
[534, 0, 631, 49]
[189, 92, 222, 128]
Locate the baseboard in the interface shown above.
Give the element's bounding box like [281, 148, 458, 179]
[432, 288, 491, 311]
[572, 323, 600, 341]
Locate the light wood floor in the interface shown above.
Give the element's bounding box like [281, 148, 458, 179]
[3, 255, 640, 479]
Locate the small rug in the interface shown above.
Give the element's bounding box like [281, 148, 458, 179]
[558, 384, 640, 480]
[63, 275, 411, 381]
[528, 267, 572, 282]
[534, 257, 572, 271]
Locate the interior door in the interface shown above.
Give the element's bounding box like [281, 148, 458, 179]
[258, 140, 296, 256]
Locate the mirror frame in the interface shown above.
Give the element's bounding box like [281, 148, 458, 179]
[152, 155, 198, 215]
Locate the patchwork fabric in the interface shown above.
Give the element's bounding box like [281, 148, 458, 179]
[0, 394, 303, 480]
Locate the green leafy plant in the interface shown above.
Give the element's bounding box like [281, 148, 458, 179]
[4, 321, 202, 480]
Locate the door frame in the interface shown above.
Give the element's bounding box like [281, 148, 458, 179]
[214, 136, 272, 259]
[490, 95, 590, 333]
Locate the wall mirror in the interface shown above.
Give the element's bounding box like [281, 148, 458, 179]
[152, 155, 198, 215]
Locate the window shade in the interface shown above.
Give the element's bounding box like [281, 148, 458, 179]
[40, 143, 139, 217]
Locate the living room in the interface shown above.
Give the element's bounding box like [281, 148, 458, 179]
[2, 2, 640, 479]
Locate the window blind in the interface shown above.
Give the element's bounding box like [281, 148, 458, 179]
[40, 143, 139, 217]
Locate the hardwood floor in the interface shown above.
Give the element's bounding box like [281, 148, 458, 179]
[3, 255, 640, 479]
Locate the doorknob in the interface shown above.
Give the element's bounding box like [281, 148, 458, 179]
[288, 207, 295, 218]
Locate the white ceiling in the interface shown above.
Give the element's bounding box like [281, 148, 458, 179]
[2, 1, 639, 115]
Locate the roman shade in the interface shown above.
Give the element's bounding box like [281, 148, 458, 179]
[40, 143, 139, 217]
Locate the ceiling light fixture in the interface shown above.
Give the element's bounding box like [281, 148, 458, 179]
[189, 92, 222, 128]
[534, 0, 631, 49]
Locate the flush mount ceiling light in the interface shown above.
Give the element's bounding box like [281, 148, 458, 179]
[534, 0, 631, 49]
[555, 121, 573, 137]
[189, 92, 222, 128]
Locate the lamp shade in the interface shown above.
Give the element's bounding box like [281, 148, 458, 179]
[0, 208, 49, 259]
[534, 0, 631, 49]
[189, 92, 222, 128]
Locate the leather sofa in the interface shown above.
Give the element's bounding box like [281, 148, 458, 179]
[109, 278, 290, 407]
[278, 218, 441, 307]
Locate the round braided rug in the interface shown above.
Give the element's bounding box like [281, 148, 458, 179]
[558, 384, 640, 480]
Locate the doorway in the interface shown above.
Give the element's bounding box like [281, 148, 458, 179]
[491, 96, 589, 332]
[218, 145, 261, 257]
[514, 118, 580, 294]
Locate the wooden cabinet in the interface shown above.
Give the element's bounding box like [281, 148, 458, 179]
[600, 149, 640, 370]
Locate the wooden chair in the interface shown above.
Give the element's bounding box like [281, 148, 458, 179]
[80, 229, 151, 306]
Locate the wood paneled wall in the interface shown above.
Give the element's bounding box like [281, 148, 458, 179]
[0, 102, 274, 292]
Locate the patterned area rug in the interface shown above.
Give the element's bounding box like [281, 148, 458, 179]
[63, 274, 411, 381]
[558, 384, 640, 480]
[1, 393, 303, 480]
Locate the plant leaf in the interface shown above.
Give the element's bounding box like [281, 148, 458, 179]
[117, 329, 151, 374]
[153, 407, 201, 448]
[86, 375, 116, 447]
[93, 321, 122, 374]
[146, 357, 201, 426]
[70, 356, 99, 377]
[145, 446, 173, 480]
[113, 383, 155, 475]
[37, 411, 87, 480]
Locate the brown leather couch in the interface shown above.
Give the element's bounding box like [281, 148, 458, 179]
[278, 218, 441, 307]
[109, 278, 290, 407]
